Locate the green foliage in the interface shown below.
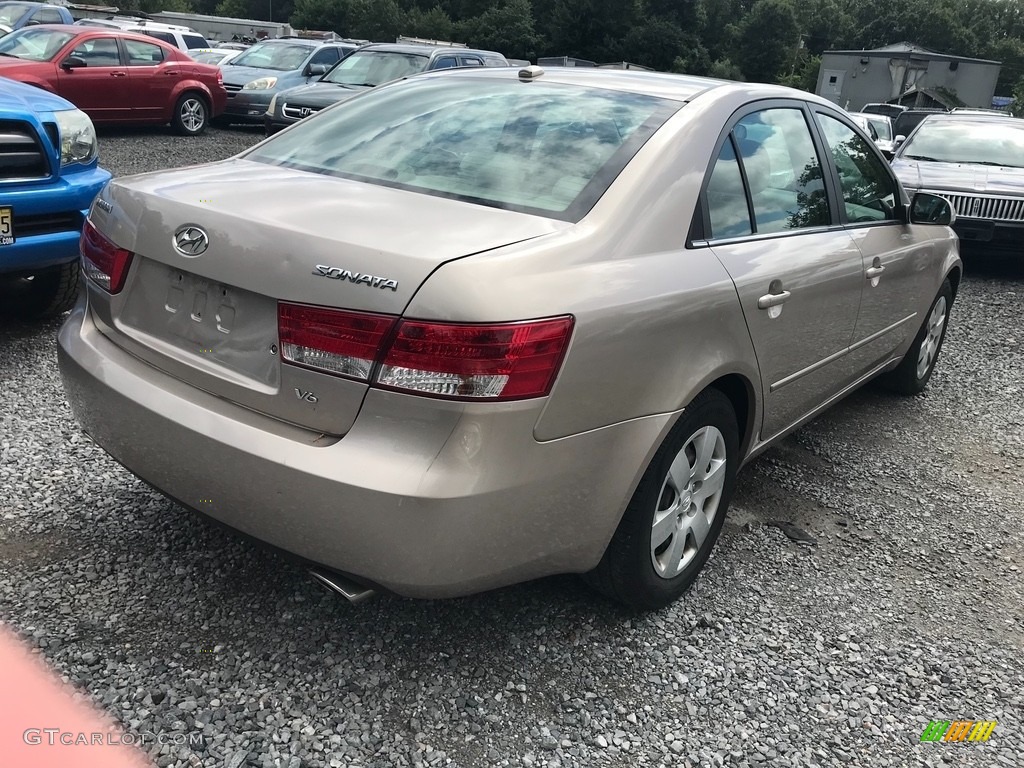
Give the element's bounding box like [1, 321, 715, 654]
[737, 0, 799, 83]
[457, 0, 540, 60]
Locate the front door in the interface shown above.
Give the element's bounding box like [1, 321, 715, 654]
[704, 105, 865, 440]
[56, 35, 131, 122]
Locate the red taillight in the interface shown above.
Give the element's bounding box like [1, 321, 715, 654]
[377, 317, 574, 400]
[276, 303, 574, 400]
[278, 302, 396, 380]
[81, 220, 133, 294]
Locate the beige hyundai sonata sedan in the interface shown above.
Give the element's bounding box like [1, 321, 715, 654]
[58, 67, 961, 608]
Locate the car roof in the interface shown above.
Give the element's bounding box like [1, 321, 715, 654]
[849, 111, 891, 121]
[27, 24, 181, 47]
[407, 65, 822, 105]
[917, 112, 1023, 127]
[355, 42, 504, 58]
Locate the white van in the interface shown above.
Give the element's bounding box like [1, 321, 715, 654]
[74, 18, 209, 52]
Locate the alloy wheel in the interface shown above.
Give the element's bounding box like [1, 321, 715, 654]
[180, 99, 206, 133]
[916, 295, 947, 380]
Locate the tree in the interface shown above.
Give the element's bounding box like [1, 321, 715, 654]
[737, 0, 799, 84]
[458, 0, 540, 60]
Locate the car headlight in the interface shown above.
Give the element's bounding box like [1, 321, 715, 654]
[54, 109, 98, 166]
[242, 77, 278, 90]
[267, 94, 278, 114]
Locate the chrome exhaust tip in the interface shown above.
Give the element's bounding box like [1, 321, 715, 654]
[308, 567, 377, 603]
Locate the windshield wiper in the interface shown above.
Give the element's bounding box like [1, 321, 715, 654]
[967, 160, 1021, 168]
[903, 154, 944, 162]
[0, 52, 20, 58]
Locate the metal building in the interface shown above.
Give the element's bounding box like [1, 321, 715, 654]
[816, 42, 1001, 111]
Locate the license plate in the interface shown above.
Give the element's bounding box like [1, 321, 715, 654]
[0, 206, 13, 246]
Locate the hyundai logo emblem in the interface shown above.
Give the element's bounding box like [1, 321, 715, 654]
[173, 226, 209, 257]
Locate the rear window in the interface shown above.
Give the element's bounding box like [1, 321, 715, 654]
[246, 77, 678, 221]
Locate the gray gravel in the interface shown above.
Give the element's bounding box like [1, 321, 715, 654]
[1, 127, 1022, 768]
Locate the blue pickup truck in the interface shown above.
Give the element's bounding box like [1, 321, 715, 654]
[0, 77, 111, 318]
[0, 3, 73, 35]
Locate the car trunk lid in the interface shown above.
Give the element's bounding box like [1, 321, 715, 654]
[91, 160, 565, 435]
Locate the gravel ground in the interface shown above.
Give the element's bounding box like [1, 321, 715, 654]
[1, 126, 1022, 768]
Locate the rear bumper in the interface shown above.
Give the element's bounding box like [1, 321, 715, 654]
[57, 297, 671, 598]
[0, 166, 110, 274]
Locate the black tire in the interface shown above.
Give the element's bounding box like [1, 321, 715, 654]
[880, 279, 953, 396]
[585, 388, 740, 610]
[171, 92, 209, 136]
[0, 260, 79, 320]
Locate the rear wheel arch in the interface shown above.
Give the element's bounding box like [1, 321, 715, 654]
[946, 265, 962, 300]
[705, 373, 755, 460]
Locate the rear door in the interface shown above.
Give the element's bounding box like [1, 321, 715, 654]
[56, 35, 132, 122]
[703, 103, 865, 440]
[811, 108, 938, 375]
[122, 38, 175, 119]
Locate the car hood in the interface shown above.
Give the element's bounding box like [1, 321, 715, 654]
[0, 72, 73, 113]
[97, 159, 569, 315]
[893, 158, 1024, 195]
[220, 64, 295, 87]
[278, 82, 369, 108]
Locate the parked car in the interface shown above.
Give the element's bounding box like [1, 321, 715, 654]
[0, 25, 226, 134]
[892, 112, 1024, 254]
[0, 2, 72, 35]
[0, 77, 110, 318]
[861, 102, 907, 121]
[57, 68, 961, 609]
[190, 47, 244, 67]
[893, 108, 947, 143]
[264, 42, 509, 135]
[848, 111, 896, 157]
[72, 17, 209, 52]
[218, 38, 358, 125]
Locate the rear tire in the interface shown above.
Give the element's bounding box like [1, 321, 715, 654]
[585, 388, 739, 610]
[880, 279, 953, 395]
[172, 93, 208, 136]
[0, 260, 79, 319]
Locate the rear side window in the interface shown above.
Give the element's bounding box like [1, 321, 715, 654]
[144, 31, 174, 45]
[432, 55, 459, 70]
[183, 35, 207, 49]
[33, 8, 64, 23]
[706, 137, 752, 239]
[124, 39, 165, 66]
[459, 55, 484, 67]
[247, 78, 679, 221]
[735, 108, 830, 233]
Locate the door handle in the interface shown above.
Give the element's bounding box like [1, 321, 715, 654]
[110, 71, 127, 77]
[164, 70, 180, 75]
[757, 290, 792, 309]
[866, 265, 886, 279]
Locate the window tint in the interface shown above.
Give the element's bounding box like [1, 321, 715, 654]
[34, 8, 64, 23]
[707, 137, 752, 239]
[309, 47, 341, 66]
[124, 39, 164, 66]
[736, 108, 830, 233]
[145, 31, 174, 45]
[433, 55, 459, 70]
[183, 35, 207, 49]
[69, 37, 121, 67]
[817, 113, 898, 222]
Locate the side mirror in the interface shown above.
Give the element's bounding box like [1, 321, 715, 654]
[306, 63, 327, 77]
[909, 192, 956, 226]
[61, 56, 86, 69]
[893, 134, 906, 148]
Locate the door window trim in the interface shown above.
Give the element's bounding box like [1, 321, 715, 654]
[690, 98, 846, 248]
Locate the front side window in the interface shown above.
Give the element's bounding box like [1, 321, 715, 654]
[817, 113, 898, 222]
[0, 28, 74, 61]
[246, 78, 679, 220]
[309, 47, 341, 67]
[32, 8, 65, 24]
[125, 39, 165, 66]
[432, 55, 459, 70]
[735, 108, 831, 233]
[69, 36, 121, 67]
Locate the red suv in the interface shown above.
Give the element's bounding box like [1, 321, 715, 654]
[0, 25, 226, 134]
